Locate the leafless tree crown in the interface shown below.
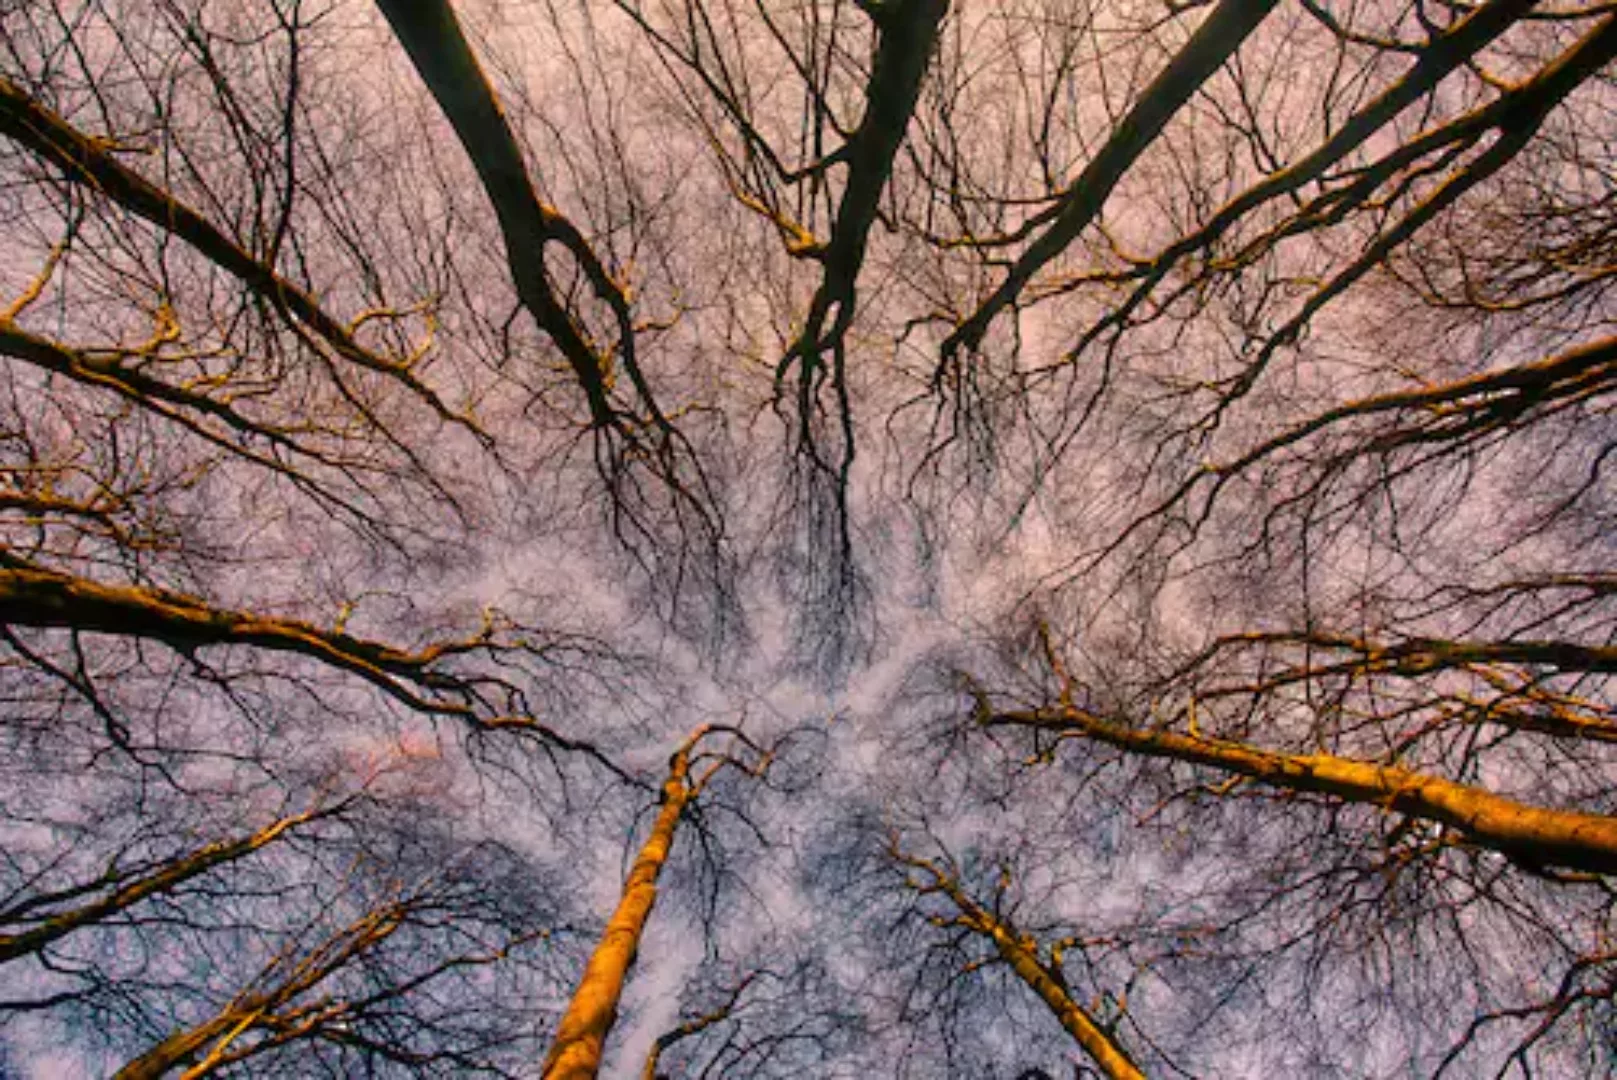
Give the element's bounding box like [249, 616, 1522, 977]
[2, 0, 1613, 1076]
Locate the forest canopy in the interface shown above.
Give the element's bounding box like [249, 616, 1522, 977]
[1, 0, 1613, 1076]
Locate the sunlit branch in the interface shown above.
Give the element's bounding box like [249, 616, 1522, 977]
[112, 898, 415, 1079]
[0, 559, 486, 712]
[192, 930, 550, 1076]
[0, 75, 484, 442]
[0, 802, 343, 964]
[0, 558, 630, 778]
[981, 701, 1617, 876]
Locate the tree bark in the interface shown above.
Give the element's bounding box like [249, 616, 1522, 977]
[987, 706, 1617, 876]
[542, 741, 697, 1079]
[897, 848, 1145, 1080]
[977, 918, 1144, 1080]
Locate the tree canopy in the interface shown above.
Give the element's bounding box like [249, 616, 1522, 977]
[1, 0, 1613, 1076]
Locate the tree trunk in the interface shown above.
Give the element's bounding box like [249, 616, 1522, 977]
[542, 746, 695, 1079]
[989, 706, 1617, 875]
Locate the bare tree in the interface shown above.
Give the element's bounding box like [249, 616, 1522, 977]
[543, 723, 772, 1079]
[637, 950, 856, 1080]
[890, 837, 1145, 1080]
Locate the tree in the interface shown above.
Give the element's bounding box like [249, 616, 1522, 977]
[3, 0, 1613, 1076]
[542, 724, 772, 1080]
[890, 837, 1145, 1080]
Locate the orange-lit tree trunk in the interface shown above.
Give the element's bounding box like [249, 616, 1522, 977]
[543, 727, 734, 1079]
[896, 846, 1145, 1080]
[983, 703, 1617, 876]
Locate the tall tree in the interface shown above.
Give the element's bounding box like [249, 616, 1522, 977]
[542, 724, 771, 1079]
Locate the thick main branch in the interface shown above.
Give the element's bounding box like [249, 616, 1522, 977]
[0, 560, 481, 715]
[372, 0, 642, 431]
[943, 0, 1278, 357]
[985, 706, 1617, 876]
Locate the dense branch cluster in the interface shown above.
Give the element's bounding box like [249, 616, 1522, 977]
[1, 0, 1612, 1076]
